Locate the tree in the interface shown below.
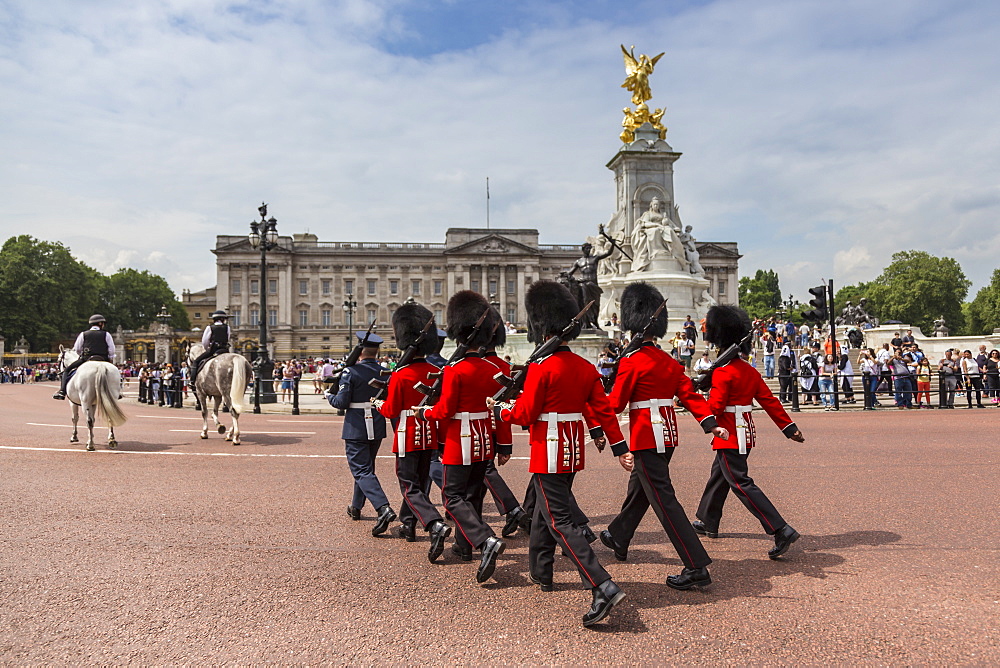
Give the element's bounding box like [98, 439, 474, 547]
[0, 236, 101, 351]
[98, 268, 191, 331]
[965, 268, 1000, 335]
[738, 269, 782, 319]
[865, 251, 970, 335]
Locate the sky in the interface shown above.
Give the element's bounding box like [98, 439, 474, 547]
[2, 0, 999, 304]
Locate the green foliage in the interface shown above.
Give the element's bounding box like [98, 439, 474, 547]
[0, 236, 101, 351]
[965, 268, 1000, 335]
[0, 236, 189, 352]
[98, 268, 191, 331]
[865, 251, 970, 335]
[738, 269, 782, 319]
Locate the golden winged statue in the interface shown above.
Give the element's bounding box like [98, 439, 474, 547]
[621, 44, 664, 105]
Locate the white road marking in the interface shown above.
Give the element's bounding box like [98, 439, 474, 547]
[136, 415, 203, 420]
[27, 423, 75, 428]
[0, 445, 530, 460]
[168, 429, 316, 435]
[267, 420, 332, 423]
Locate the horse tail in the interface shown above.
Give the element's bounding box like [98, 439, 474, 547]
[230, 357, 248, 413]
[96, 364, 128, 427]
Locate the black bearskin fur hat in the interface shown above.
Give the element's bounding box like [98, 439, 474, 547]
[487, 307, 506, 349]
[392, 302, 437, 356]
[525, 280, 581, 344]
[620, 282, 668, 338]
[705, 304, 752, 353]
[445, 290, 492, 349]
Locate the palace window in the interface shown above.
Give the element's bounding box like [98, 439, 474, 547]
[506, 278, 515, 295]
[345, 279, 354, 295]
[299, 309, 308, 326]
[411, 279, 421, 296]
[299, 280, 308, 295]
[322, 279, 331, 295]
[268, 309, 277, 327]
[231, 309, 241, 327]
[322, 309, 331, 327]
[390, 280, 399, 295]
[268, 279, 277, 294]
[434, 280, 443, 296]
[367, 279, 376, 296]
[250, 279, 259, 295]
[250, 309, 260, 326]
[232, 279, 241, 295]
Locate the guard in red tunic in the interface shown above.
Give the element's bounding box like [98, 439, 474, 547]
[693, 305, 806, 559]
[480, 311, 527, 537]
[492, 280, 630, 627]
[600, 282, 729, 590]
[373, 302, 452, 563]
[415, 291, 506, 584]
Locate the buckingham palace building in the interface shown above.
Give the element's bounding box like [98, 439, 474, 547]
[193, 227, 739, 359]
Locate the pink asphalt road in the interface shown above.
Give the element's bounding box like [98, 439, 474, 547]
[2, 380, 998, 663]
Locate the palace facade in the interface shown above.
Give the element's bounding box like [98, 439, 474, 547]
[193, 228, 739, 359]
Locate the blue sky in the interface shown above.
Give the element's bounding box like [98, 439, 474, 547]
[2, 0, 999, 304]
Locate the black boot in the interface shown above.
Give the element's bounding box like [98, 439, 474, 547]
[427, 520, 452, 562]
[528, 572, 554, 592]
[476, 537, 505, 583]
[692, 520, 719, 538]
[396, 520, 416, 542]
[768, 524, 800, 559]
[371, 505, 396, 536]
[583, 580, 626, 627]
[502, 507, 526, 538]
[666, 566, 712, 590]
[346, 505, 361, 521]
[52, 373, 68, 400]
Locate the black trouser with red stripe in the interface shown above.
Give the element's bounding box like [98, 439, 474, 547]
[696, 449, 786, 535]
[530, 472, 611, 588]
[522, 478, 589, 526]
[608, 448, 711, 569]
[396, 449, 442, 530]
[443, 462, 494, 551]
[482, 459, 519, 515]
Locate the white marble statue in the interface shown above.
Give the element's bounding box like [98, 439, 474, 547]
[678, 224, 704, 275]
[630, 197, 687, 273]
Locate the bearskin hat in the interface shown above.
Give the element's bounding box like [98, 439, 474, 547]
[525, 280, 581, 344]
[392, 302, 437, 357]
[486, 307, 506, 349]
[445, 290, 493, 349]
[620, 282, 668, 338]
[705, 304, 752, 353]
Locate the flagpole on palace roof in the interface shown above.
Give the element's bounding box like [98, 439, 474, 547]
[486, 177, 490, 230]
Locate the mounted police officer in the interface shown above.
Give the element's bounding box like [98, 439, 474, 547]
[53, 314, 116, 400]
[325, 331, 397, 536]
[190, 310, 231, 386]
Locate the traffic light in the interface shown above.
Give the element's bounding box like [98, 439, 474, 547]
[802, 284, 828, 322]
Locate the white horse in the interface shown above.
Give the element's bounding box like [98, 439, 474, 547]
[187, 343, 252, 445]
[58, 347, 128, 451]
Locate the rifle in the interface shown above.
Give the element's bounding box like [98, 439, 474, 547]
[492, 300, 594, 404]
[692, 328, 755, 392]
[368, 316, 435, 400]
[325, 318, 377, 383]
[600, 299, 667, 392]
[413, 309, 491, 407]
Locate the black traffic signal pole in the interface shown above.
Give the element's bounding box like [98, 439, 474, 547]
[829, 279, 839, 410]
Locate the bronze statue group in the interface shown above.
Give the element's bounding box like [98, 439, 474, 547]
[327, 279, 806, 627]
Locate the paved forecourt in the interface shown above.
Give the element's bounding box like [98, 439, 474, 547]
[1, 379, 997, 664]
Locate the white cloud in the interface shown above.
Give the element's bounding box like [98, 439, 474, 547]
[1, 0, 999, 307]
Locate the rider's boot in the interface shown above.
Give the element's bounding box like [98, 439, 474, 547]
[52, 372, 68, 400]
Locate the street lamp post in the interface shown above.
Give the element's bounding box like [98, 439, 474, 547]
[343, 293, 357, 351]
[248, 202, 279, 412]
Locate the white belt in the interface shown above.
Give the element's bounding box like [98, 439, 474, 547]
[725, 404, 754, 455]
[629, 398, 675, 453]
[397, 409, 412, 458]
[349, 401, 375, 440]
[539, 412, 584, 473]
[458, 411, 489, 465]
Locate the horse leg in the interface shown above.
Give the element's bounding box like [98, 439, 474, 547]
[229, 409, 240, 445]
[108, 425, 117, 449]
[199, 392, 209, 439]
[70, 404, 80, 444]
[86, 406, 96, 452]
[213, 397, 225, 434]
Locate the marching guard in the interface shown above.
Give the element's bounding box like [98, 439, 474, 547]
[481, 312, 528, 537]
[600, 282, 728, 590]
[492, 280, 630, 627]
[373, 303, 452, 562]
[326, 331, 397, 536]
[415, 291, 507, 584]
[693, 304, 806, 559]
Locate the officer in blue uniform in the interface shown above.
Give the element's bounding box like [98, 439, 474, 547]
[425, 328, 449, 489]
[326, 331, 397, 536]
